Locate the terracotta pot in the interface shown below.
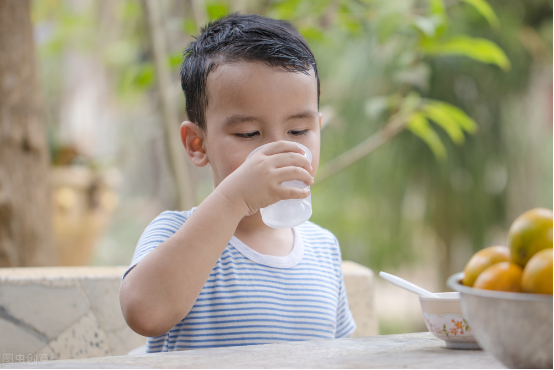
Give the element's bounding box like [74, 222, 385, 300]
[50, 166, 120, 266]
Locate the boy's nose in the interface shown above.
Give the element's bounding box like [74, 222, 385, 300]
[264, 132, 289, 144]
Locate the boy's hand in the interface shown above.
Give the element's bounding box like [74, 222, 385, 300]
[216, 141, 314, 217]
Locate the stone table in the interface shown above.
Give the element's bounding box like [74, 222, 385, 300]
[0, 333, 504, 369]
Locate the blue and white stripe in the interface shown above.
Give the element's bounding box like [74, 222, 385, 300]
[123, 209, 356, 352]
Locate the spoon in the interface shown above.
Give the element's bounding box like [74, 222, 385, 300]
[379, 271, 439, 298]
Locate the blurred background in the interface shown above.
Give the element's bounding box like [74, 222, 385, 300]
[1, 0, 551, 335]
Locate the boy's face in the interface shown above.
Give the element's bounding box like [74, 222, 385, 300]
[201, 61, 321, 188]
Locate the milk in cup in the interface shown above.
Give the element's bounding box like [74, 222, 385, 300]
[246, 142, 313, 228]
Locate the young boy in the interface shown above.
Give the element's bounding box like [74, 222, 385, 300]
[120, 13, 356, 352]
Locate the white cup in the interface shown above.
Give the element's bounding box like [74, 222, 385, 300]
[246, 142, 313, 228]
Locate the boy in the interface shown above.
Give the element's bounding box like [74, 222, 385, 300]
[120, 13, 356, 352]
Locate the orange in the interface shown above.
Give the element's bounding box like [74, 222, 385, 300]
[462, 246, 511, 287]
[522, 248, 553, 294]
[508, 208, 553, 268]
[473, 262, 523, 292]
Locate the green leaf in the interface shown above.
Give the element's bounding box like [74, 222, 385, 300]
[299, 26, 325, 43]
[426, 0, 447, 35]
[412, 16, 438, 37]
[269, 0, 303, 20]
[168, 52, 183, 69]
[407, 112, 447, 161]
[206, 1, 229, 21]
[119, 64, 154, 95]
[183, 18, 198, 35]
[461, 0, 501, 31]
[117, 0, 141, 20]
[421, 36, 511, 71]
[427, 100, 478, 133]
[428, 0, 445, 16]
[376, 12, 402, 43]
[422, 104, 465, 144]
[400, 92, 422, 113]
[338, 12, 363, 36]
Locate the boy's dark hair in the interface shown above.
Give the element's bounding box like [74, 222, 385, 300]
[180, 13, 320, 132]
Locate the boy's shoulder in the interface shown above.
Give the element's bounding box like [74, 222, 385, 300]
[140, 210, 193, 236]
[149, 209, 194, 224]
[297, 221, 344, 273]
[297, 220, 340, 246]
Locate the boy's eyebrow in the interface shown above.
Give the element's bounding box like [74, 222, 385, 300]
[222, 114, 259, 128]
[223, 110, 318, 128]
[286, 109, 318, 121]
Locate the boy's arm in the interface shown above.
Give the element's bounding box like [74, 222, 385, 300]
[119, 141, 313, 338]
[119, 190, 246, 337]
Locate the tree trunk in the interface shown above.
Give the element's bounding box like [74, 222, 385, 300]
[0, 0, 58, 266]
[142, 0, 196, 211]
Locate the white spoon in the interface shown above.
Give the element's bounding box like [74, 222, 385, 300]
[379, 271, 439, 298]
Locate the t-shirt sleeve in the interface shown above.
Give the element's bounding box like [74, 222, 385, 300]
[335, 268, 356, 338]
[333, 236, 357, 338]
[122, 211, 189, 281]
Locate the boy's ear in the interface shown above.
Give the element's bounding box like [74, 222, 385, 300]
[180, 121, 209, 167]
[318, 112, 323, 128]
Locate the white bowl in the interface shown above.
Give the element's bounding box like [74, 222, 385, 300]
[419, 292, 480, 349]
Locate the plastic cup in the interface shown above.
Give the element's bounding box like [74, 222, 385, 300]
[246, 142, 313, 228]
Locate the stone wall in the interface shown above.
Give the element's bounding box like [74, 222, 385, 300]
[0, 262, 377, 360]
[0, 267, 144, 360]
[342, 261, 379, 337]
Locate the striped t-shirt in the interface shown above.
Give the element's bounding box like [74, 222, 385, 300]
[123, 208, 356, 352]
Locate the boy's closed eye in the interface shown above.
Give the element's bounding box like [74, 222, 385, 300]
[234, 129, 309, 139]
[289, 129, 309, 136]
[234, 132, 260, 139]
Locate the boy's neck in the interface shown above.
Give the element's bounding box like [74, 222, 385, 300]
[236, 211, 269, 232]
[234, 211, 294, 256]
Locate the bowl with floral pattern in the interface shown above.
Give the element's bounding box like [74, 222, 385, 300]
[419, 292, 480, 349]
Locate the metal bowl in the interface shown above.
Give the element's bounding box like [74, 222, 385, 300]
[448, 272, 553, 369]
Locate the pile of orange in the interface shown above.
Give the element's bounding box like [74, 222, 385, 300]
[462, 208, 553, 294]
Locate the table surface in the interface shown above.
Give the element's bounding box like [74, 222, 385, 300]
[1, 333, 505, 369]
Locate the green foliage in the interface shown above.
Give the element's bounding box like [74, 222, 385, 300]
[403, 94, 478, 161]
[461, 0, 501, 30]
[394, 2, 505, 158]
[425, 100, 478, 134]
[32, 0, 552, 280]
[271, 0, 507, 161]
[407, 0, 509, 156]
[407, 112, 447, 161]
[206, 1, 230, 21]
[429, 0, 446, 15]
[421, 36, 511, 71]
[295, 0, 552, 274]
[427, 0, 448, 36]
[422, 104, 466, 145]
[268, 0, 341, 22]
[169, 52, 184, 69]
[33, 0, 96, 55]
[119, 64, 155, 95]
[412, 15, 444, 38]
[183, 18, 198, 35]
[298, 26, 326, 43]
[348, 1, 502, 160]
